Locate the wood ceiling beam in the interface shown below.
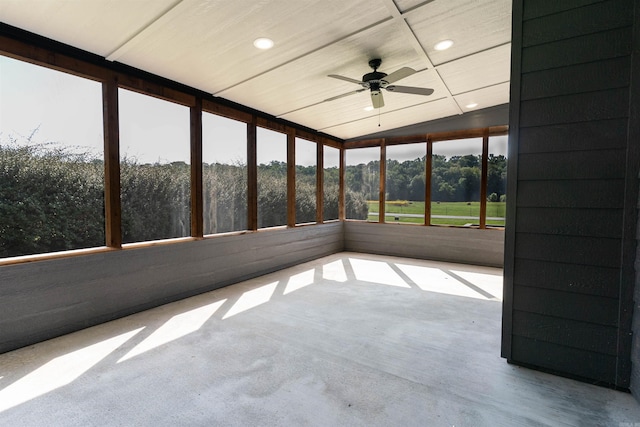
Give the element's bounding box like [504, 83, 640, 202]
[105, 0, 186, 62]
[380, 0, 464, 115]
[380, 0, 434, 70]
[0, 34, 110, 81]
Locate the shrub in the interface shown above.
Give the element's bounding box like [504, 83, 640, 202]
[0, 142, 104, 257]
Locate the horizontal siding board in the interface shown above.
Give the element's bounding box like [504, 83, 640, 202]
[519, 88, 630, 128]
[345, 227, 504, 248]
[344, 222, 505, 243]
[636, 263, 640, 300]
[632, 369, 640, 395]
[512, 310, 618, 355]
[513, 258, 620, 298]
[516, 179, 625, 208]
[521, 57, 630, 100]
[214, 239, 339, 275]
[632, 302, 640, 337]
[1, 226, 343, 313]
[514, 232, 622, 267]
[0, 223, 344, 353]
[515, 207, 623, 238]
[518, 149, 626, 181]
[522, 26, 633, 73]
[518, 119, 629, 154]
[199, 225, 342, 256]
[511, 336, 617, 384]
[345, 239, 503, 267]
[522, 0, 633, 47]
[523, 0, 609, 20]
[513, 284, 619, 326]
[343, 222, 504, 267]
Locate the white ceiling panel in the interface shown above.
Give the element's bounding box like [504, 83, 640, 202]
[405, 0, 511, 66]
[219, 20, 430, 118]
[0, 0, 178, 57]
[454, 82, 511, 113]
[437, 44, 511, 95]
[110, 0, 392, 94]
[322, 97, 461, 139]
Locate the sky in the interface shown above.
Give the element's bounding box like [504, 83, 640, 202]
[1, 55, 507, 167]
[0, 55, 104, 158]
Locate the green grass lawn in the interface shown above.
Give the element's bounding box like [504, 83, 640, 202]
[366, 201, 506, 226]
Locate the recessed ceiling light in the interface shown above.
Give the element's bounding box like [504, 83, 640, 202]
[364, 106, 374, 112]
[434, 40, 454, 51]
[253, 38, 274, 50]
[466, 103, 478, 109]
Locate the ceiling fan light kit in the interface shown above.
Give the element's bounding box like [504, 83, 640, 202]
[327, 58, 434, 110]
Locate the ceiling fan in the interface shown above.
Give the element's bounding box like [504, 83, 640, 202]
[326, 58, 434, 109]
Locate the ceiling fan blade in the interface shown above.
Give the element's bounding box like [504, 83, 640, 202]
[371, 90, 384, 109]
[382, 67, 416, 84]
[328, 74, 363, 85]
[385, 85, 434, 96]
[324, 89, 366, 102]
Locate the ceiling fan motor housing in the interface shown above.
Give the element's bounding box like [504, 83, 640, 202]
[364, 73, 387, 91]
[363, 58, 388, 90]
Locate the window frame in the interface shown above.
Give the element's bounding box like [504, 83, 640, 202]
[343, 127, 508, 229]
[0, 34, 504, 266]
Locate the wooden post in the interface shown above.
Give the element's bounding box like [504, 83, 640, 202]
[190, 98, 203, 238]
[317, 142, 324, 224]
[379, 141, 386, 223]
[287, 129, 296, 227]
[339, 147, 345, 220]
[247, 119, 258, 231]
[425, 138, 432, 226]
[102, 76, 122, 248]
[480, 130, 489, 229]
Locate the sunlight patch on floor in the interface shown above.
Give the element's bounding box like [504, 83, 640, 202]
[0, 328, 143, 413]
[395, 263, 491, 300]
[118, 300, 227, 362]
[223, 281, 278, 319]
[349, 258, 411, 288]
[284, 269, 315, 295]
[322, 260, 347, 282]
[449, 270, 503, 300]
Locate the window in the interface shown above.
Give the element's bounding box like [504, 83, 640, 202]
[0, 56, 104, 258]
[295, 138, 317, 224]
[323, 146, 340, 221]
[257, 127, 287, 228]
[385, 143, 426, 224]
[345, 147, 379, 221]
[487, 135, 508, 227]
[431, 138, 482, 226]
[202, 113, 247, 234]
[118, 89, 190, 243]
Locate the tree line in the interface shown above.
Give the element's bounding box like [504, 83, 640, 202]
[345, 154, 507, 203]
[0, 140, 505, 258]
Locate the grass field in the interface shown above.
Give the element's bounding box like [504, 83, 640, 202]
[365, 201, 506, 226]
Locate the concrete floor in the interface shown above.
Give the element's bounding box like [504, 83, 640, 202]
[0, 252, 639, 426]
